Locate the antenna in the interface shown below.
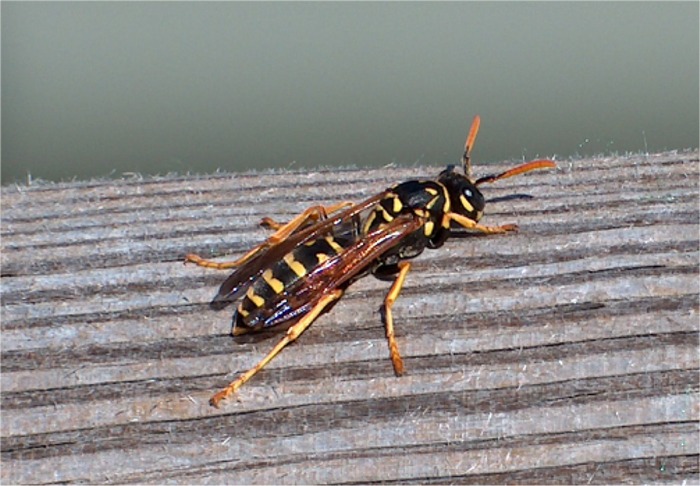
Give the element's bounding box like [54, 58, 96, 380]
[461, 115, 481, 180]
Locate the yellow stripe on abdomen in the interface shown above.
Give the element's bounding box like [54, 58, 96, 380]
[283, 253, 307, 278]
[262, 269, 285, 294]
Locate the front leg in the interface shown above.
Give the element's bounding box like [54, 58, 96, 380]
[448, 212, 519, 234]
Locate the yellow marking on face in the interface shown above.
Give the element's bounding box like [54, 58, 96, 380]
[424, 220, 435, 236]
[325, 236, 344, 253]
[316, 253, 330, 264]
[283, 253, 307, 277]
[236, 306, 249, 318]
[459, 194, 475, 213]
[246, 287, 265, 308]
[262, 269, 284, 294]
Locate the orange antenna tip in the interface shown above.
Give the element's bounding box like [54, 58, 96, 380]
[464, 115, 481, 155]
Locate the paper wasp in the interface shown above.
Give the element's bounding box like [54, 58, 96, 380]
[186, 116, 556, 407]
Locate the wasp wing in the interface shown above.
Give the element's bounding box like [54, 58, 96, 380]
[240, 213, 424, 331]
[211, 192, 389, 310]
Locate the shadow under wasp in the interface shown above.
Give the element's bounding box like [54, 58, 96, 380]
[186, 116, 556, 407]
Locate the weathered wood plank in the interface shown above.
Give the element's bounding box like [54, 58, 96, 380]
[1, 150, 698, 484]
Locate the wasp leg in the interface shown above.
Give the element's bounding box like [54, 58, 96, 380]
[184, 253, 241, 269]
[382, 261, 412, 376]
[260, 201, 354, 231]
[259, 217, 285, 230]
[185, 202, 354, 270]
[448, 212, 519, 234]
[209, 289, 344, 408]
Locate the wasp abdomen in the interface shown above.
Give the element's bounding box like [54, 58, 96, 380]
[234, 235, 351, 332]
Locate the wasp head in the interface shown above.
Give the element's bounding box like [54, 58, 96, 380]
[438, 165, 485, 223]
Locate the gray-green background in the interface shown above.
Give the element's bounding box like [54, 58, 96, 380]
[2, 2, 698, 183]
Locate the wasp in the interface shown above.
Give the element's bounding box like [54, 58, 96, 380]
[186, 116, 556, 407]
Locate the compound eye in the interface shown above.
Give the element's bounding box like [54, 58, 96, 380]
[463, 188, 473, 199]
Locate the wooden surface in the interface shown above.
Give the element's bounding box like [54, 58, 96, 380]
[2, 150, 699, 484]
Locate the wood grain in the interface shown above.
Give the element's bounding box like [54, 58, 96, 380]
[2, 150, 698, 484]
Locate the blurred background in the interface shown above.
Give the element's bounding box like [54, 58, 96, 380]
[2, 2, 698, 183]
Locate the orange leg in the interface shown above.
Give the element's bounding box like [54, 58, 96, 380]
[184, 253, 242, 270]
[259, 217, 285, 230]
[209, 289, 344, 408]
[259, 201, 354, 231]
[185, 201, 354, 270]
[382, 261, 412, 376]
[448, 212, 519, 234]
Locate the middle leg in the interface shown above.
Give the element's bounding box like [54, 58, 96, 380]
[381, 261, 412, 376]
